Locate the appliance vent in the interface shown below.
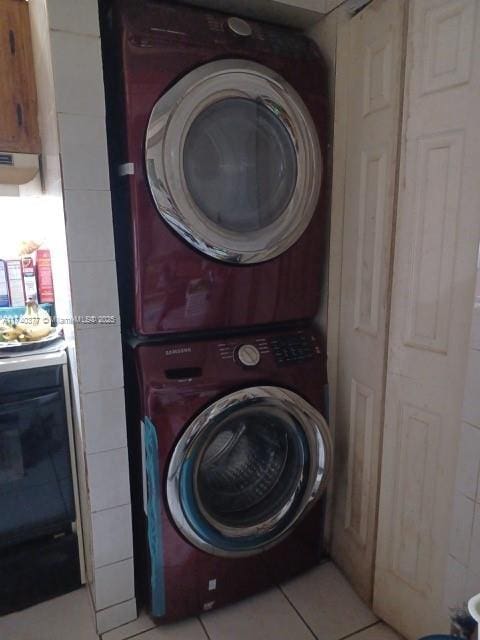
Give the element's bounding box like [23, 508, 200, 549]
[0, 154, 13, 166]
[0, 152, 39, 187]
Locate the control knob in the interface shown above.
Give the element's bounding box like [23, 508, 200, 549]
[227, 17, 253, 37]
[236, 344, 261, 367]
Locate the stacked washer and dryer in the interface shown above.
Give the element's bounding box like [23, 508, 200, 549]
[107, 0, 332, 621]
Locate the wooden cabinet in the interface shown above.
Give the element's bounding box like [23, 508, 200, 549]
[0, 0, 40, 154]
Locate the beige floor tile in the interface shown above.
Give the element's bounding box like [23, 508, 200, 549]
[201, 586, 314, 640]
[102, 609, 156, 640]
[348, 622, 405, 639]
[281, 562, 378, 640]
[0, 587, 98, 640]
[134, 617, 207, 640]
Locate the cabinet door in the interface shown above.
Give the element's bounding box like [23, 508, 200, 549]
[0, 0, 40, 154]
[328, 0, 406, 602]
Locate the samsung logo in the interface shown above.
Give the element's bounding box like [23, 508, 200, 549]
[165, 347, 192, 356]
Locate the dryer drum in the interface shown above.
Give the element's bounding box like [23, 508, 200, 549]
[166, 386, 332, 557]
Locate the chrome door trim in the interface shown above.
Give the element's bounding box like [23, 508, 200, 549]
[166, 386, 332, 557]
[145, 59, 322, 264]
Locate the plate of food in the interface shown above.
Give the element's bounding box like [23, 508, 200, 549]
[0, 302, 62, 353]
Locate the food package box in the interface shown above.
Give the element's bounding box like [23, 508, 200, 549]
[35, 249, 54, 304]
[22, 257, 38, 302]
[6, 260, 25, 307]
[0, 260, 10, 307]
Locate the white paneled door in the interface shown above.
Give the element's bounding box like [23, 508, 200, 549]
[374, 1, 480, 638]
[329, 0, 406, 601]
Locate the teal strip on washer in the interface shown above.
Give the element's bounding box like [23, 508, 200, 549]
[143, 417, 166, 617]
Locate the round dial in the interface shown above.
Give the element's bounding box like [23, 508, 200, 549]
[227, 17, 253, 37]
[236, 344, 261, 367]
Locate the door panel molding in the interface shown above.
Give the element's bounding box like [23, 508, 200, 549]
[404, 130, 464, 354]
[329, 0, 406, 602]
[374, 0, 480, 636]
[344, 379, 375, 547]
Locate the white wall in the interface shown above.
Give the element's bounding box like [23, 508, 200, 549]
[29, 0, 136, 633]
[445, 244, 480, 610]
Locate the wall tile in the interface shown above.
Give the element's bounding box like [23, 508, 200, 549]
[58, 113, 110, 190]
[47, 0, 100, 35]
[96, 598, 137, 635]
[449, 494, 475, 566]
[92, 504, 133, 568]
[82, 388, 127, 454]
[76, 327, 124, 393]
[87, 448, 130, 513]
[50, 31, 105, 116]
[463, 349, 480, 428]
[64, 190, 115, 262]
[70, 261, 120, 330]
[455, 422, 480, 501]
[94, 558, 135, 611]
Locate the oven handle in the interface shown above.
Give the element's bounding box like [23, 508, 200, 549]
[0, 391, 59, 414]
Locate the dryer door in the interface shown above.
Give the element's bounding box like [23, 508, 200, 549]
[166, 386, 331, 557]
[145, 59, 322, 264]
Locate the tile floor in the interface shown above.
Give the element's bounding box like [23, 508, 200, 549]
[0, 562, 404, 640]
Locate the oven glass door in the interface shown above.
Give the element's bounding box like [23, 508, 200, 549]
[0, 390, 75, 548]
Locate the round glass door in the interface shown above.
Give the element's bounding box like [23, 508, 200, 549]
[166, 387, 331, 557]
[183, 98, 297, 234]
[145, 59, 322, 264]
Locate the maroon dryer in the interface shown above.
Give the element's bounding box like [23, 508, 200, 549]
[111, 0, 329, 336]
[130, 327, 332, 620]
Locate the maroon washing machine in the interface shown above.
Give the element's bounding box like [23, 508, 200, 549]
[110, 0, 329, 336]
[129, 327, 332, 620]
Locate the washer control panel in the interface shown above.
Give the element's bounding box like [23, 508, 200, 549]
[216, 333, 320, 367]
[269, 333, 318, 365]
[235, 344, 261, 367]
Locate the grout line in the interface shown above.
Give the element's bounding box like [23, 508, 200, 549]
[278, 586, 319, 640]
[337, 621, 380, 640]
[50, 27, 100, 38]
[94, 552, 133, 571]
[91, 500, 131, 514]
[101, 613, 156, 640]
[87, 445, 128, 458]
[198, 615, 213, 640]
[93, 555, 134, 577]
[96, 596, 136, 615]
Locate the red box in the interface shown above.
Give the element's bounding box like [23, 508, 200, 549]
[35, 249, 54, 304]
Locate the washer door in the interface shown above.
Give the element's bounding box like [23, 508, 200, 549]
[145, 59, 322, 264]
[166, 386, 331, 557]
